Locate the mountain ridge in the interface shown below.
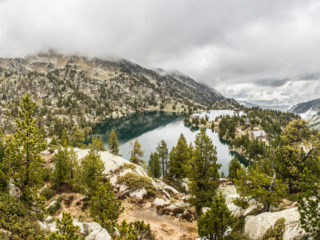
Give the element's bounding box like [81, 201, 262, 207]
[289, 98, 320, 129]
[0, 52, 236, 135]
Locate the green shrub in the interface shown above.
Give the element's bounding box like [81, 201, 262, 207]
[233, 197, 249, 209]
[48, 196, 64, 215]
[0, 193, 45, 239]
[41, 187, 56, 200]
[263, 218, 286, 240]
[117, 173, 157, 197]
[123, 163, 137, 170]
[116, 220, 155, 240]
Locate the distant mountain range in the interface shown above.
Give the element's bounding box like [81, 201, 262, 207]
[238, 100, 290, 111]
[289, 98, 320, 129]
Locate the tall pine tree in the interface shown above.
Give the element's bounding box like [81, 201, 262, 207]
[169, 133, 189, 179]
[52, 147, 71, 189]
[108, 129, 119, 155]
[90, 181, 122, 235]
[130, 139, 144, 166]
[5, 93, 47, 203]
[187, 128, 221, 214]
[198, 192, 234, 240]
[228, 157, 241, 182]
[81, 146, 105, 195]
[148, 152, 161, 178]
[156, 140, 168, 177]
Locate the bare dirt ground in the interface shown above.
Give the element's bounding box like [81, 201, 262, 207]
[118, 200, 198, 240]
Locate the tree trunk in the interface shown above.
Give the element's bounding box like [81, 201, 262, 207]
[263, 202, 271, 212]
[289, 181, 293, 194]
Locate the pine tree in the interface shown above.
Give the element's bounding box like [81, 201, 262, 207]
[275, 120, 311, 193]
[50, 136, 58, 146]
[130, 139, 144, 165]
[116, 220, 136, 240]
[198, 192, 234, 240]
[298, 168, 320, 238]
[70, 127, 85, 148]
[69, 147, 81, 191]
[156, 140, 169, 177]
[116, 220, 155, 240]
[228, 157, 241, 182]
[235, 165, 287, 212]
[108, 129, 119, 155]
[169, 133, 189, 179]
[5, 93, 47, 203]
[81, 147, 105, 195]
[0, 132, 10, 191]
[48, 212, 80, 240]
[91, 136, 106, 152]
[90, 181, 122, 235]
[52, 147, 71, 189]
[187, 128, 221, 214]
[148, 152, 161, 178]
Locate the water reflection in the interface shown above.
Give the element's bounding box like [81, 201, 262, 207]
[93, 111, 247, 175]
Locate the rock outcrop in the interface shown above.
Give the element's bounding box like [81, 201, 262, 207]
[244, 207, 306, 240]
[39, 216, 111, 240]
[74, 148, 179, 202]
[217, 184, 243, 217]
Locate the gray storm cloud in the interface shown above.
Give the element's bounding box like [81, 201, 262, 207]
[0, 0, 319, 105]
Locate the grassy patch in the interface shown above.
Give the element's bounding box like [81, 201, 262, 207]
[47, 196, 64, 215]
[233, 197, 249, 209]
[117, 173, 158, 197]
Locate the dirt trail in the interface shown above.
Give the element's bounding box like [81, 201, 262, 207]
[119, 201, 198, 240]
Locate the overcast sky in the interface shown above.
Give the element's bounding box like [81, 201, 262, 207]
[0, 0, 319, 106]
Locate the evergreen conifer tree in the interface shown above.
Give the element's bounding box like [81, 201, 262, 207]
[298, 168, 320, 238]
[169, 133, 189, 179]
[81, 147, 105, 195]
[70, 127, 85, 148]
[198, 193, 234, 240]
[235, 165, 287, 212]
[187, 128, 221, 214]
[91, 136, 106, 152]
[275, 120, 311, 193]
[148, 152, 161, 178]
[156, 140, 169, 177]
[48, 212, 80, 240]
[5, 93, 47, 203]
[108, 129, 119, 155]
[130, 139, 144, 166]
[228, 157, 241, 182]
[52, 147, 71, 189]
[0, 132, 10, 191]
[90, 181, 122, 234]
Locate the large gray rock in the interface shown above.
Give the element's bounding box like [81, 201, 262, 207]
[39, 217, 111, 240]
[9, 179, 21, 198]
[217, 185, 243, 217]
[245, 207, 306, 240]
[84, 222, 111, 240]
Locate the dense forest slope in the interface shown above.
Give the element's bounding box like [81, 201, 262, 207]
[0, 52, 236, 135]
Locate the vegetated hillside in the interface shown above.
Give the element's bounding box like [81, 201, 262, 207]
[290, 98, 320, 129]
[0, 52, 235, 135]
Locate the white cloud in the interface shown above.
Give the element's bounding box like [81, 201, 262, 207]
[0, 0, 319, 104]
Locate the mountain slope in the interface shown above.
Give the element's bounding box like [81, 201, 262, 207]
[290, 98, 320, 129]
[0, 52, 234, 135]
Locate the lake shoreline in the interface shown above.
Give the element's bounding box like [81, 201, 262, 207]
[92, 110, 242, 175]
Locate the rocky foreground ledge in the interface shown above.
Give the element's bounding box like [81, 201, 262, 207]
[40, 148, 308, 240]
[218, 183, 307, 240]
